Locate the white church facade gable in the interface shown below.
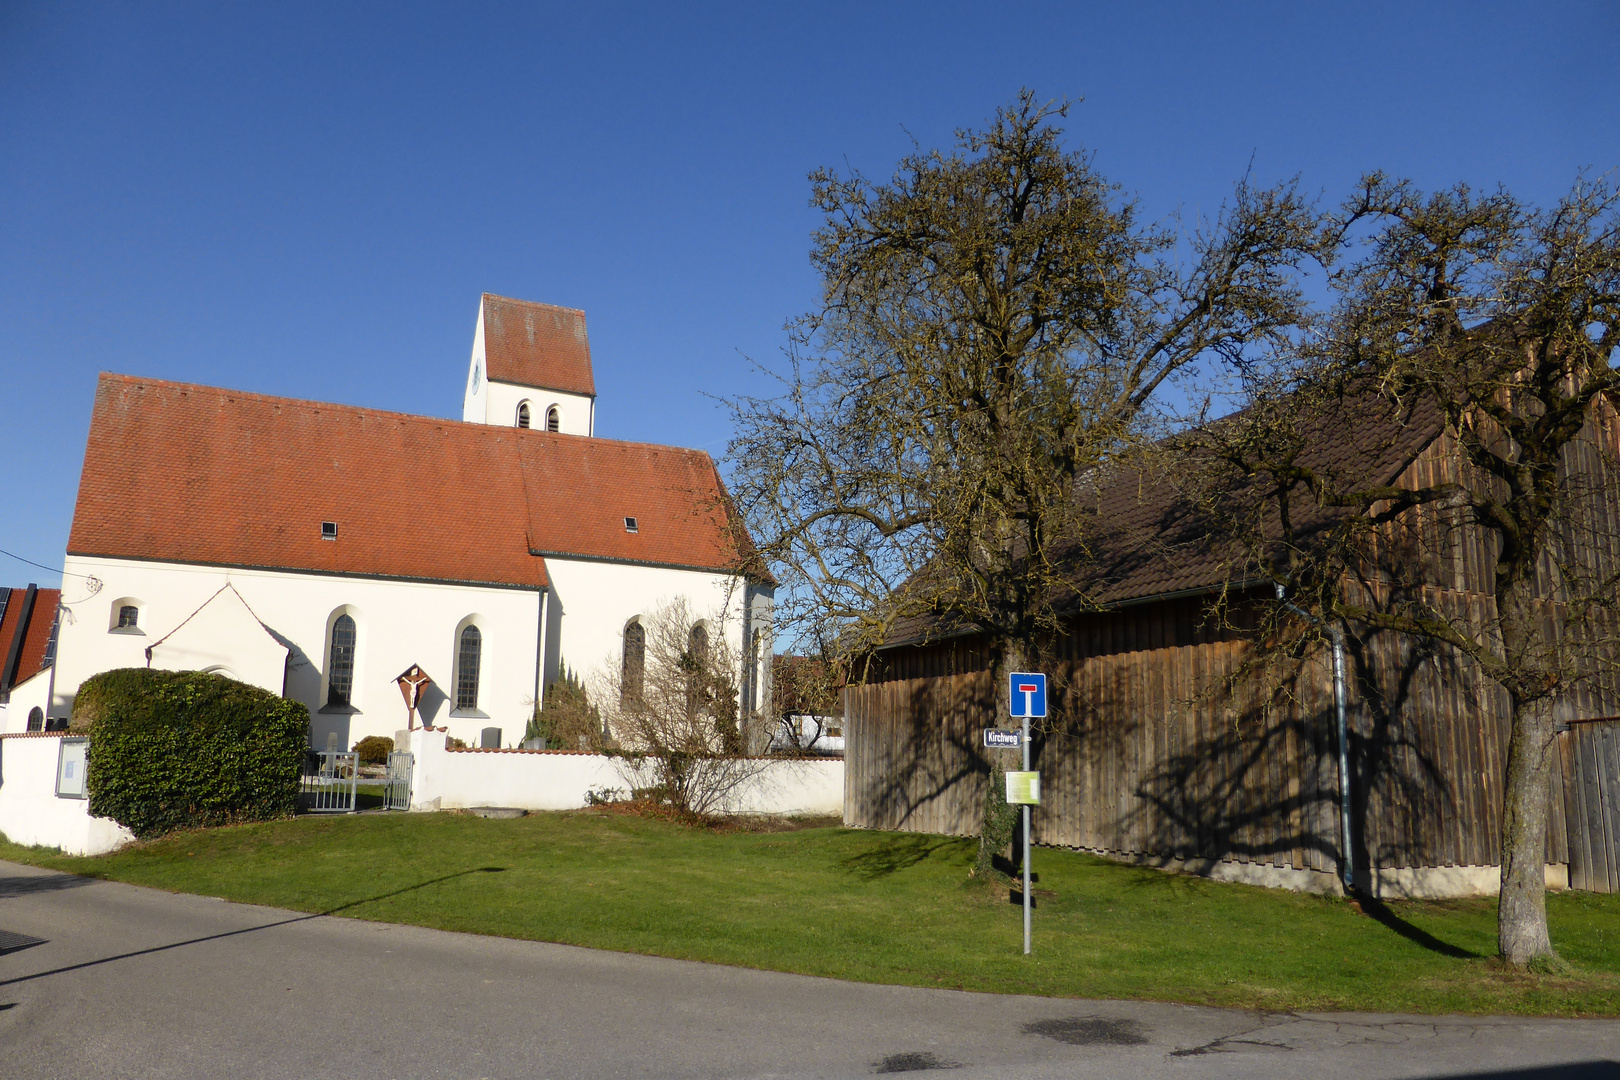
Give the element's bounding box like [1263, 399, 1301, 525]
[52, 557, 548, 749]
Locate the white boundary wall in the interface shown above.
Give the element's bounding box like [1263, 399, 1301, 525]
[406, 727, 842, 816]
[0, 733, 134, 855]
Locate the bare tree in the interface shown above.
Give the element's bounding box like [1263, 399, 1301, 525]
[727, 92, 1323, 854]
[770, 652, 842, 752]
[594, 598, 775, 818]
[1198, 174, 1620, 967]
[728, 92, 1322, 701]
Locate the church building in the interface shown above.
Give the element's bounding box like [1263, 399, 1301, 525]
[36, 294, 772, 749]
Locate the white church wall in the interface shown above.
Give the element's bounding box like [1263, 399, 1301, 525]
[541, 557, 748, 697]
[54, 556, 544, 750]
[483, 380, 594, 435]
[144, 586, 288, 692]
[0, 666, 55, 734]
[742, 582, 774, 721]
[461, 305, 489, 423]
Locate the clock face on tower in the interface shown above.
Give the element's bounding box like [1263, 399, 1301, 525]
[471, 361, 481, 392]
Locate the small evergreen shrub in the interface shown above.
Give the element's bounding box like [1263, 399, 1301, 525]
[75, 668, 310, 838]
[353, 735, 394, 765]
[525, 662, 605, 750]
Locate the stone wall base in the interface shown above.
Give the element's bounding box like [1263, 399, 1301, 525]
[1053, 844, 1571, 900]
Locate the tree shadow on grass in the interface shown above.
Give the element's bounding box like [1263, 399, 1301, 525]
[1352, 891, 1482, 960]
[0, 866, 509, 988]
[841, 836, 964, 880]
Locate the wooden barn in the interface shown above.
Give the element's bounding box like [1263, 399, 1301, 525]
[843, 393, 1620, 898]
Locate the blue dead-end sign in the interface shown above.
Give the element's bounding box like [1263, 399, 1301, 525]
[1008, 672, 1047, 718]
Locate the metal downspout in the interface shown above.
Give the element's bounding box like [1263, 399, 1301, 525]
[1328, 623, 1354, 893]
[1278, 584, 1356, 892]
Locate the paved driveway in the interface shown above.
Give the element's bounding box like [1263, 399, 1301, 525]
[1, 860, 1616, 1079]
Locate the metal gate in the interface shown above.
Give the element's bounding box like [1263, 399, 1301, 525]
[1563, 720, 1620, 893]
[302, 750, 359, 813]
[384, 751, 414, 811]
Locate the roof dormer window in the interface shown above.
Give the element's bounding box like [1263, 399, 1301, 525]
[322, 521, 338, 540]
[624, 517, 638, 533]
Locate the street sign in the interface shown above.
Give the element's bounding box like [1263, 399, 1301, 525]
[1004, 770, 1041, 805]
[1008, 672, 1047, 718]
[983, 728, 1022, 749]
[1005, 670, 1046, 958]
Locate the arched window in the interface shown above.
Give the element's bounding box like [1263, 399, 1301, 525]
[26, 707, 44, 732]
[516, 402, 531, 428]
[546, 406, 560, 432]
[748, 627, 763, 714]
[621, 620, 645, 703]
[327, 614, 356, 707]
[685, 623, 710, 718]
[456, 624, 482, 711]
[109, 597, 145, 633]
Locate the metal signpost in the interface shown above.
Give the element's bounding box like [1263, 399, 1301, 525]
[1006, 671, 1045, 956]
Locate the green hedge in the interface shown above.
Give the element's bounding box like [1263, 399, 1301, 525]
[76, 668, 310, 838]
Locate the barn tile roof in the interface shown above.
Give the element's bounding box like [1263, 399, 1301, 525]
[0, 585, 60, 689]
[481, 294, 596, 397]
[1065, 391, 1447, 606]
[883, 390, 1447, 646]
[69, 375, 754, 589]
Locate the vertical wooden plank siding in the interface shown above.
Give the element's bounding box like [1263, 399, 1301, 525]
[845, 623, 1611, 882]
[844, 398, 1618, 885]
[1563, 721, 1619, 894]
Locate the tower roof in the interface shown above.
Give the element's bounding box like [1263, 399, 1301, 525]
[480, 293, 596, 397]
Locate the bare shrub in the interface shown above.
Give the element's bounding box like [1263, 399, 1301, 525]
[594, 597, 774, 818]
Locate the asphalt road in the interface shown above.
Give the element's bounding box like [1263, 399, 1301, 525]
[1, 859, 1617, 1080]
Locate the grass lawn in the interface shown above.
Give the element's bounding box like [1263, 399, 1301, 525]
[3, 808, 1617, 1017]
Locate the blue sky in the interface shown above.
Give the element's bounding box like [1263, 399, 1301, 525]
[2, 1, 1615, 589]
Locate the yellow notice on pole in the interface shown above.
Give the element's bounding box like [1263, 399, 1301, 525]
[1005, 771, 1041, 805]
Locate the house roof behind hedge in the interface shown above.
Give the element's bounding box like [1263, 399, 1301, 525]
[0, 585, 59, 689]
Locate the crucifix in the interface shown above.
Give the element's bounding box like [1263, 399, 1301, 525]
[395, 664, 434, 730]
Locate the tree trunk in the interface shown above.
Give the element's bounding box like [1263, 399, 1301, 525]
[1497, 695, 1560, 966]
[977, 642, 1022, 873]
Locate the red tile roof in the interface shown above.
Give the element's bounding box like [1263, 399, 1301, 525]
[481, 294, 596, 397]
[69, 375, 755, 589]
[0, 585, 60, 688]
